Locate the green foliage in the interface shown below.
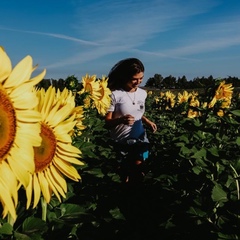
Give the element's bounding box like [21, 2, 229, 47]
[2, 81, 240, 239]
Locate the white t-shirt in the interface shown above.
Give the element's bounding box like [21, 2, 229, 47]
[108, 87, 147, 142]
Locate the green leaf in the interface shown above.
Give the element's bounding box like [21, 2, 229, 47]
[192, 118, 202, 127]
[14, 232, 43, 240]
[192, 166, 202, 175]
[13, 232, 32, 240]
[60, 203, 83, 215]
[0, 222, 13, 235]
[180, 146, 191, 155]
[187, 206, 206, 217]
[208, 146, 219, 157]
[230, 110, 240, 117]
[59, 204, 94, 222]
[236, 137, 240, 146]
[211, 184, 228, 202]
[179, 135, 189, 143]
[192, 148, 207, 160]
[22, 217, 47, 234]
[109, 207, 126, 220]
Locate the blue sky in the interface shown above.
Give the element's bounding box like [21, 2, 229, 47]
[1, 0, 240, 85]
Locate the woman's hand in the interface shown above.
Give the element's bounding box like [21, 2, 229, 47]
[122, 114, 135, 126]
[147, 120, 157, 133]
[142, 116, 157, 133]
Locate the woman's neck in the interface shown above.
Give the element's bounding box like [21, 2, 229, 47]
[123, 86, 137, 92]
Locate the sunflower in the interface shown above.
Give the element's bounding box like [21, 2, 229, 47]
[208, 97, 217, 108]
[189, 96, 200, 108]
[208, 81, 233, 109]
[215, 81, 233, 100]
[69, 105, 86, 137]
[78, 74, 111, 115]
[177, 90, 191, 104]
[26, 86, 84, 209]
[78, 74, 100, 96]
[93, 76, 111, 115]
[187, 109, 199, 118]
[0, 47, 46, 219]
[187, 97, 200, 118]
[165, 90, 176, 108]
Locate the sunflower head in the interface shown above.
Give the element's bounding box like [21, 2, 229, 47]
[0, 46, 46, 220]
[26, 86, 84, 209]
[215, 81, 233, 100]
[178, 90, 191, 104]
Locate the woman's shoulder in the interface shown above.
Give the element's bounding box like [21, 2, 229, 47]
[137, 87, 147, 92]
[137, 87, 147, 95]
[111, 89, 125, 95]
[111, 89, 126, 99]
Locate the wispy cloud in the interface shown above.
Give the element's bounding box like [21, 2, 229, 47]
[74, 0, 219, 47]
[45, 0, 221, 68]
[0, 26, 101, 46]
[163, 18, 240, 57]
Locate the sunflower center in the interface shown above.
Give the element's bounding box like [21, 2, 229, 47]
[98, 87, 104, 101]
[86, 83, 93, 94]
[0, 87, 16, 161]
[34, 123, 56, 172]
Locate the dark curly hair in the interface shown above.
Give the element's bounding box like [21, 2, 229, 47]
[107, 58, 144, 90]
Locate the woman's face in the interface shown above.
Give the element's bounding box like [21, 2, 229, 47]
[124, 72, 144, 91]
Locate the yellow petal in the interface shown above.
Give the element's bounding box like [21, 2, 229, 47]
[0, 46, 12, 82]
[56, 152, 83, 165]
[8, 154, 31, 188]
[54, 158, 80, 181]
[50, 165, 67, 192]
[57, 147, 81, 158]
[27, 69, 46, 87]
[4, 55, 32, 88]
[54, 117, 76, 135]
[26, 175, 33, 209]
[58, 142, 81, 154]
[33, 174, 41, 208]
[38, 172, 51, 203]
[44, 168, 62, 202]
[0, 184, 16, 220]
[48, 104, 72, 127]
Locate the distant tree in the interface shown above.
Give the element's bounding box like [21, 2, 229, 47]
[162, 75, 176, 89]
[51, 78, 65, 91]
[36, 79, 52, 90]
[226, 76, 240, 87]
[176, 75, 188, 89]
[192, 75, 215, 88]
[145, 74, 163, 88]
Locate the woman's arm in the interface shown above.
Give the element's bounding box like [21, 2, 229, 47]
[105, 112, 122, 128]
[105, 112, 135, 128]
[142, 115, 157, 133]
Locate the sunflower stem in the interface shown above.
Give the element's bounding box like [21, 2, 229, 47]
[7, 213, 15, 226]
[41, 197, 47, 221]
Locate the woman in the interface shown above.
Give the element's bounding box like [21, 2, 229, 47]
[105, 58, 157, 183]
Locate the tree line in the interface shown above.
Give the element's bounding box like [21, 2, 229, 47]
[144, 74, 240, 89]
[37, 74, 240, 91]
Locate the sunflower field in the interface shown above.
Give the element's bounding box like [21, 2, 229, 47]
[1, 47, 240, 240]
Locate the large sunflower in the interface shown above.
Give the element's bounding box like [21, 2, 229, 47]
[0, 47, 46, 219]
[26, 86, 84, 209]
